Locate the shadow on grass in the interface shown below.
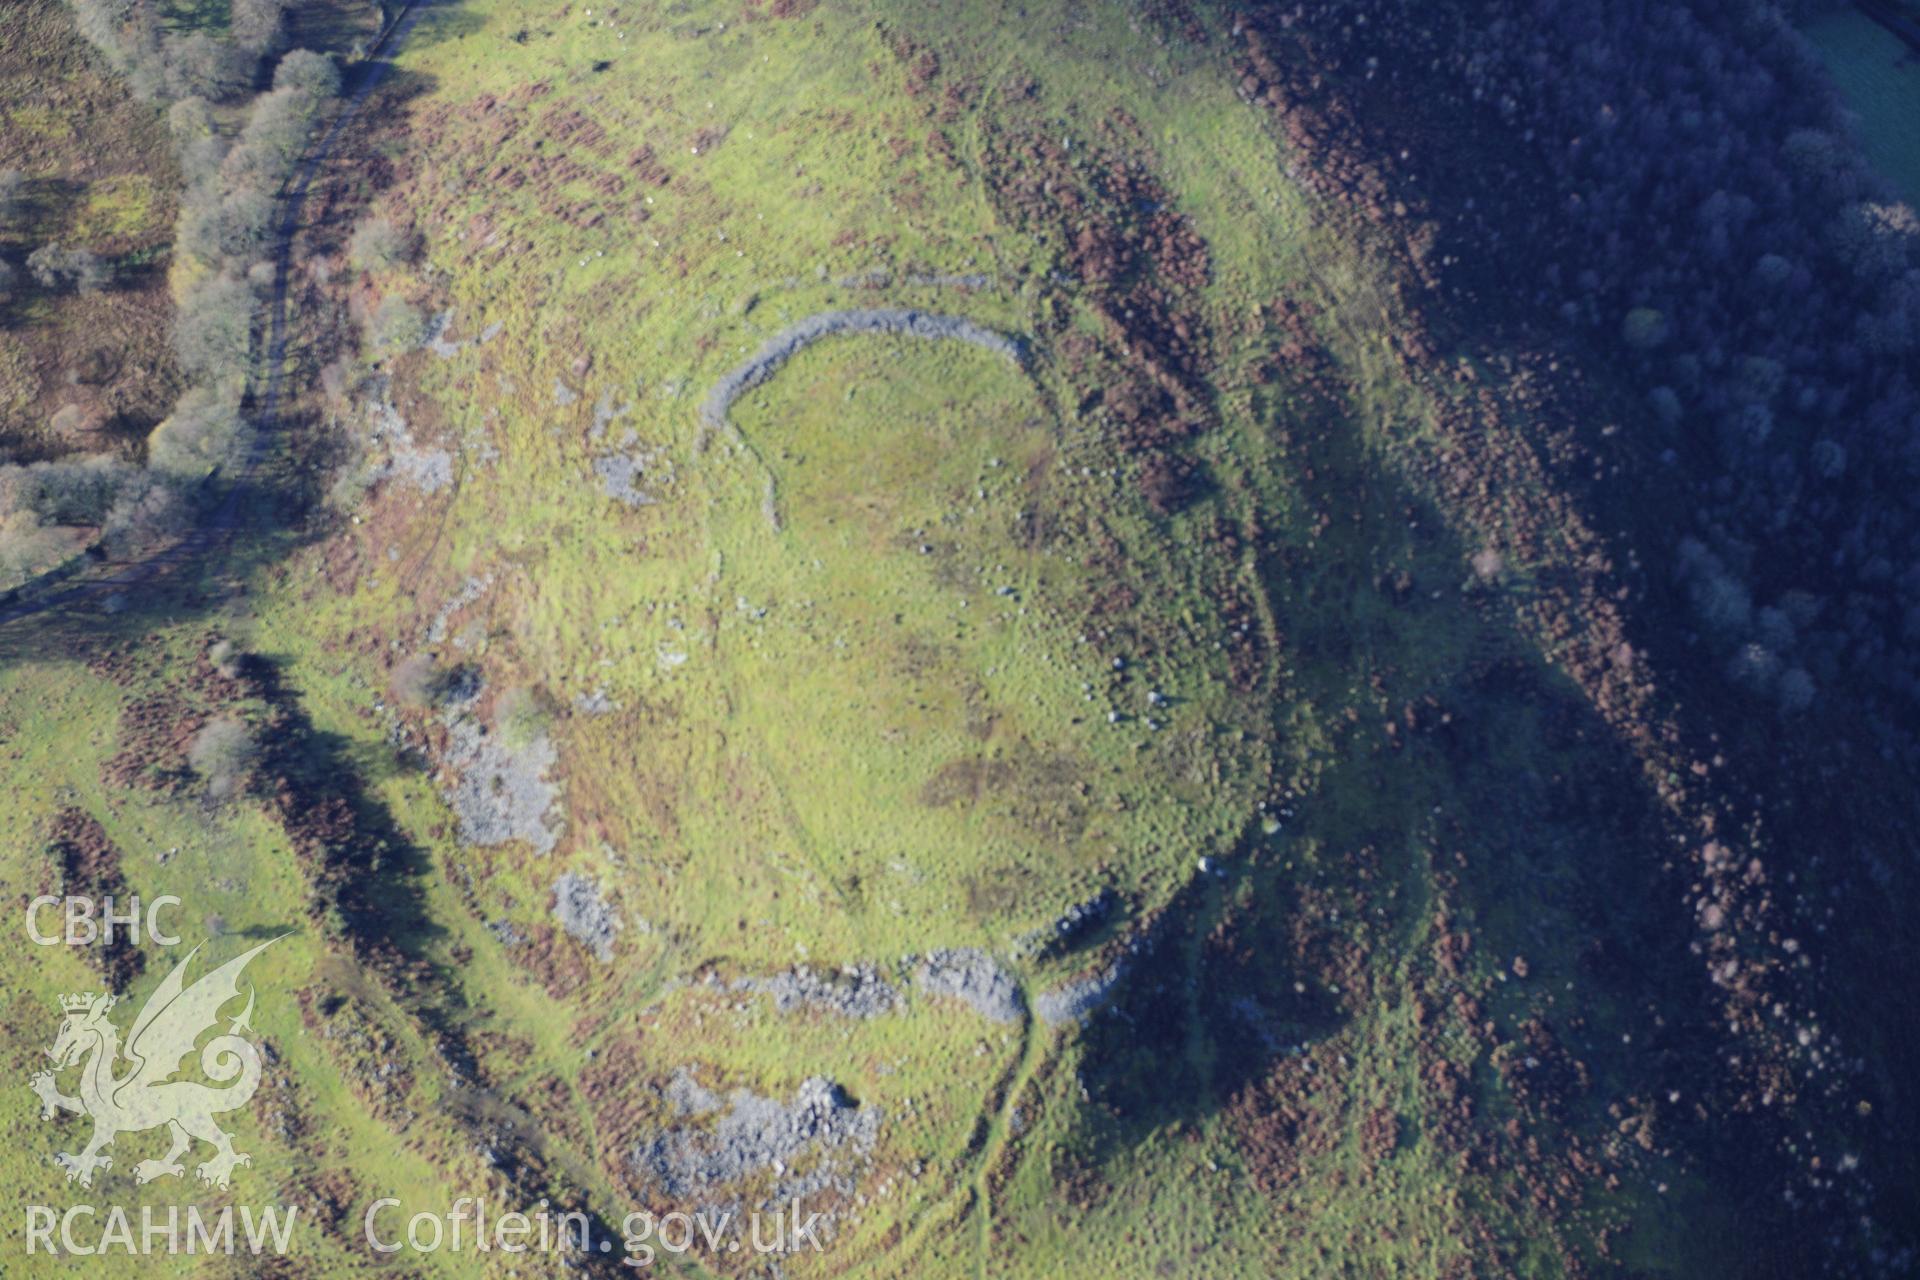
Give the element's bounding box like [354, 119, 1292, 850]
[237, 648, 471, 1048]
[1054, 356, 1808, 1270]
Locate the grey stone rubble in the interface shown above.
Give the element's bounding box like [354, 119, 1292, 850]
[593, 450, 659, 507]
[635, 1070, 880, 1204]
[593, 422, 671, 508]
[424, 310, 463, 359]
[572, 686, 618, 715]
[664, 1068, 720, 1119]
[915, 948, 1025, 1023]
[426, 573, 493, 644]
[365, 387, 453, 495]
[422, 309, 502, 360]
[439, 664, 483, 705]
[443, 714, 561, 855]
[699, 308, 1028, 431]
[1033, 958, 1130, 1027]
[731, 964, 900, 1018]
[1033, 930, 1156, 1027]
[1051, 887, 1116, 940]
[393, 447, 453, 494]
[590, 389, 634, 442]
[1013, 887, 1117, 959]
[551, 872, 620, 962]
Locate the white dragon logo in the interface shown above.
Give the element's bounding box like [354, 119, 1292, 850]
[28, 938, 280, 1190]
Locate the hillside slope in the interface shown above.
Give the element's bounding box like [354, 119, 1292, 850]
[1, 0, 1914, 1277]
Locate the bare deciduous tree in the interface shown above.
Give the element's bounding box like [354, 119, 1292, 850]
[147, 384, 247, 477]
[26, 244, 110, 293]
[348, 215, 414, 273]
[172, 275, 255, 380]
[188, 717, 259, 801]
[273, 49, 341, 99]
[229, 0, 289, 55]
[162, 32, 251, 102]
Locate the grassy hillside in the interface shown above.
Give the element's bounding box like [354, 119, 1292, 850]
[239, 0, 1752, 1271]
[0, 0, 1911, 1276]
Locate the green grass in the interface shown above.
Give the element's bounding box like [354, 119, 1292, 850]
[70, 174, 165, 242]
[0, 0, 1777, 1275]
[0, 642, 485, 1276]
[248, 0, 1591, 1272]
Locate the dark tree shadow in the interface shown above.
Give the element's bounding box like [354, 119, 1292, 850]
[1049, 349, 1808, 1270]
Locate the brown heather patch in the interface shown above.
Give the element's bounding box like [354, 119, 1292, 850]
[44, 806, 143, 991]
[1226, 10, 1844, 1189]
[101, 690, 200, 794]
[0, 0, 181, 460]
[1224, 1039, 1345, 1199]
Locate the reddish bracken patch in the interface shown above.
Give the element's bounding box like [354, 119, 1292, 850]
[101, 692, 200, 795]
[509, 921, 592, 1000]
